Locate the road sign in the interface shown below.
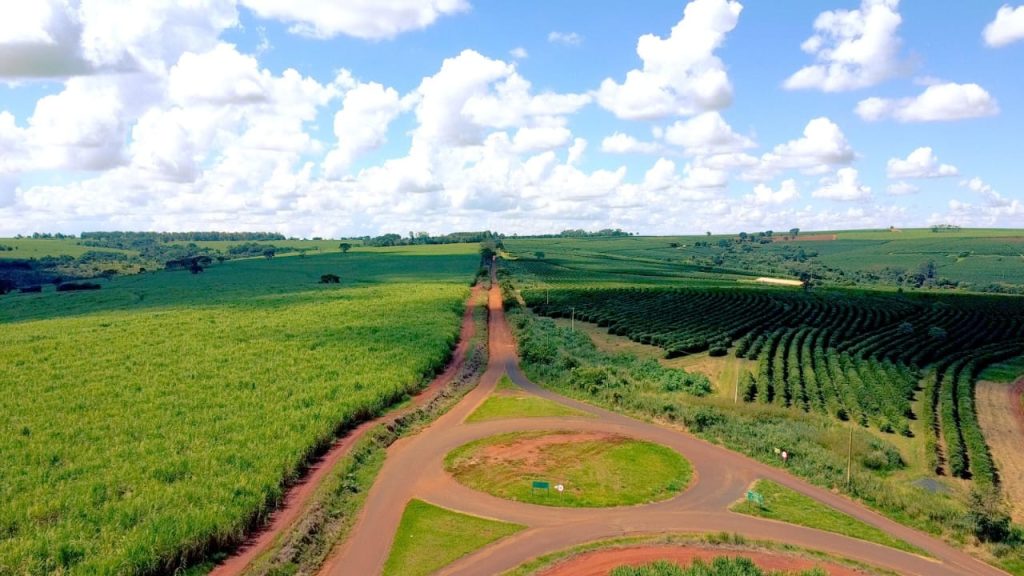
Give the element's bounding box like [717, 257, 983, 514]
[532, 481, 550, 491]
[746, 490, 765, 508]
[555, 484, 564, 493]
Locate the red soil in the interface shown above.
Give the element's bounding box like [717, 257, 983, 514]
[537, 546, 866, 576]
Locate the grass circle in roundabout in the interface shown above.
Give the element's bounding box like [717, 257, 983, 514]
[444, 430, 692, 507]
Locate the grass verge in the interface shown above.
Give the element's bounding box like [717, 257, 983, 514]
[731, 480, 919, 555]
[467, 375, 590, 422]
[445, 430, 691, 507]
[383, 499, 524, 576]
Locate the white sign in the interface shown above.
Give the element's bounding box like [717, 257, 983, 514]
[555, 484, 564, 493]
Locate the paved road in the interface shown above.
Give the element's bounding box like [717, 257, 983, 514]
[321, 275, 1007, 576]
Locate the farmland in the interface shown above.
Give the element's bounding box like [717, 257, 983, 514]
[504, 228, 1024, 292]
[499, 234, 1024, 572]
[0, 246, 479, 574]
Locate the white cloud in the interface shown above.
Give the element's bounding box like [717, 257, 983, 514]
[663, 111, 754, 155]
[641, 157, 725, 199]
[324, 81, 404, 178]
[887, 181, 918, 195]
[596, 0, 742, 120]
[239, 0, 470, 40]
[509, 47, 528, 59]
[936, 179, 1024, 226]
[961, 177, 1019, 209]
[169, 43, 270, 105]
[748, 179, 799, 205]
[601, 133, 661, 155]
[886, 147, 958, 179]
[752, 117, 855, 178]
[547, 31, 583, 46]
[984, 5, 1024, 47]
[0, 0, 238, 77]
[856, 82, 999, 122]
[813, 167, 871, 201]
[785, 0, 904, 92]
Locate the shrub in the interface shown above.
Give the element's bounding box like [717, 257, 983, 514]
[56, 282, 101, 292]
[320, 274, 341, 284]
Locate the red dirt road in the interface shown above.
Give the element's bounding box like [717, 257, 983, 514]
[319, 272, 1008, 576]
[537, 546, 865, 576]
[208, 285, 483, 576]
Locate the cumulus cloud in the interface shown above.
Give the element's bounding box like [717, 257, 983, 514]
[887, 181, 918, 195]
[984, 5, 1024, 47]
[748, 179, 799, 205]
[753, 117, 855, 178]
[856, 82, 999, 122]
[239, 0, 470, 40]
[509, 47, 528, 59]
[596, 0, 742, 120]
[0, 0, 238, 77]
[886, 147, 958, 179]
[601, 133, 661, 155]
[813, 167, 871, 201]
[785, 0, 904, 92]
[548, 31, 583, 46]
[323, 82, 404, 178]
[663, 111, 754, 155]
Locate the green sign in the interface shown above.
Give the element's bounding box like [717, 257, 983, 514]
[532, 481, 550, 490]
[746, 490, 765, 507]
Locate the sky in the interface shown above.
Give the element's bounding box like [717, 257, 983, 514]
[0, 0, 1023, 237]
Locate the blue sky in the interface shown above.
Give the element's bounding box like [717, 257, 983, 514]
[0, 0, 1022, 236]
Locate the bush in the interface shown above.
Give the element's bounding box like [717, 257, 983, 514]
[708, 346, 728, 357]
[320, 274, 341, 284]
[56, 282, 101, 292]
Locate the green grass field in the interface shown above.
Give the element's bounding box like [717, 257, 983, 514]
[0, 247, 478, 574]
[0, 237, 136, 258]
[731, 480, 918, 554]
[383, 499, 523, 576]
[445, 431, 691, 507]
[467, 375, 590, 422]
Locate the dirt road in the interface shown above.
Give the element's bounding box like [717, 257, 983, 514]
[976, 378, 1024, 524]
[319, 274, 1007, 576]
[208, 285, 483, 576]
[536, 546, 865, 576]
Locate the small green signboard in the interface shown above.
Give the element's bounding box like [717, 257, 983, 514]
[532, 481, 550, 491]
[746, 490, 765, 508]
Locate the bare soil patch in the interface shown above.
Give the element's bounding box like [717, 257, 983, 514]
[976, 379, 1024, 524]
[537, 545, 867, 576]
[479, 432, 624, 473]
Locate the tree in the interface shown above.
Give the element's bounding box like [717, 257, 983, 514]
[339, 243, 352, 254]
[705, 231, 711, 236]
[534, 251, 545, 259]
[263, 249, 276, 259]
[320, 274, 340, 284]
[790, 227, 800, 237]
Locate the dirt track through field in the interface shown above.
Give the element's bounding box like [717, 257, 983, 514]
[536, 546, 865, 576]
[314, 267, 1009, 576]
[207, 285, 483, 576]
[976, 378, 1024, 524]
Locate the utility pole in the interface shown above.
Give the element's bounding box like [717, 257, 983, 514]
[571, 307, 575, 332]
[546, 288, 549, 305]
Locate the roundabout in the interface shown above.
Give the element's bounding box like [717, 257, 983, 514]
[318, 273, 1008, 576]
[444, 430, 692, 508]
